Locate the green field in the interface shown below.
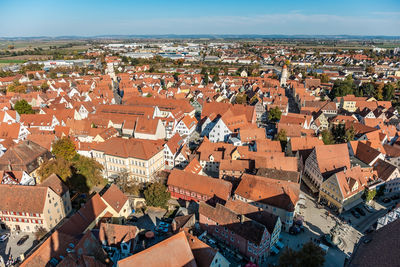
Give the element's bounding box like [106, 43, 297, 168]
[0, 59, 26, 63]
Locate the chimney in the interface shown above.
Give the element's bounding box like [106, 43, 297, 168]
[240, 214, 245, 224]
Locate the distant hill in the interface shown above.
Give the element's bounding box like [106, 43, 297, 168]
[0, 34, 400, 41]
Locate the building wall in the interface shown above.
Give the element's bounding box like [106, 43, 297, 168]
[134, 120, 166, 140]
[304, 150, 323, 188]
[209, 119, 231, 143]
[42, 188, 68, 230]
[0, 188, 66, 232]
[234, 194, 295, 232]
[210, 252, 230, 267]
[199, 213, 270, 265]
[168, 185, 210, 202]
[92, 149, 165, 183]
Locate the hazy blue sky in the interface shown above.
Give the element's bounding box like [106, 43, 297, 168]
[0, 0, 399, 36]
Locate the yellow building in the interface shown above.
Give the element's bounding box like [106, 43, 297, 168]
[318, 166, 374, 213]
[92, 137, 165, 183]
[0, 184, 68, 232]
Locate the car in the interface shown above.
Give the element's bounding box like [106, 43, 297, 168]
[382, 198, 391, 203]
[351, 210, 360, 219]
[363, 238, 372, 244]
[364, 228, 374, 234]
[17, 235, 29, 246]
[0, 233, 10, 242]
[390, 195, 399, 200]
[364, 205, 374, 213]
[355, 207, 366, 216]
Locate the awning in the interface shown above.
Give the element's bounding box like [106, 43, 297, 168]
[270, 246, 279, 254]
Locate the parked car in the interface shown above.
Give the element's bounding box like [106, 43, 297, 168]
[351, 210, 360, 219]
[364, 228, 374, 234]
[382, 198, 391, 203]
[364, 205, 374, 213]
[363, 238, 372, 244]
[17, 235, 29, 246]
[0, 233, 10, 242]
[355, 207, 366, 216]
[390, 195, 400, 200]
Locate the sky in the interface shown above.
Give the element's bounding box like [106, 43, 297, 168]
[0, 0, 399, 37]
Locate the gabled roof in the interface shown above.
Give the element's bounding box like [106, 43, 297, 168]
[99, 222, 138, 246]
[118, 231, 197, 267]
[235, 174, 300, 212]
[39, 173, 69, 197]
[225, 199, 279, 234]
[101, 184, 129, 213]
[373, 159, 398, 182]
[290, 136, 324, 152]
[354, 141, 382, 165]
[92, 137, 164, 160]
[313, 144, 351, 174]
[0, 140, 50, 173]
[199, 202, 266, 245]
[183, 158, 203, 175]
[0, 184, 49, 213]
[167, 169, 232, 201]
[185, 230, 217, 267]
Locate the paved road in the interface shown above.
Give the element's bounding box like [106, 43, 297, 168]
[0, 231, 36, 263]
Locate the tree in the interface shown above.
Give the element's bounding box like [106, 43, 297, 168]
[276, 129, 288, 151]
[268, 107, 282, 122]
[321, 129, 334, 145]
[329, 76, 355, 98]
[212, 73, 219, 83]
[49, 72, 57, 79]
[276, 129, 287, 142]
[375, 83, 384, 100]
[344, 126, 355, 142]
[72, 155, 105, 190]
[38, 158, 72, 183]
[364, 189, 377, 203]
[204, 73, 209, 85]
[235, 94, 247, 104]
[34, 226, 47, 240]
[279, 241, 325, 267]
[376, 184, 386, 197]
[383, 84, 395, 101]
[359, 83, 375, 97]
[320, 74, 330, 83]
[7, 81, 27, 93]
[143, 182, 170, 208]
[366, 66, 374, 74]
[279, 247, 298, 267]
[297, 242, 326, 267]
[115, 170, 141, 196]
[14, 99, 34, 114]
[40, 82, 49, 92]
[52, 137, 77, 161]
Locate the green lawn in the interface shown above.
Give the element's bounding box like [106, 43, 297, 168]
[0, 59, 26, 63]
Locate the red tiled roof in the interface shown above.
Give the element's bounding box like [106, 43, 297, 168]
[168, 169, 232, 201]
[118, 231, 197, 267]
